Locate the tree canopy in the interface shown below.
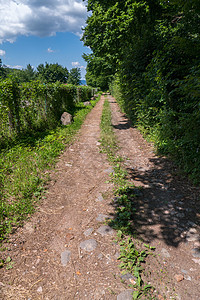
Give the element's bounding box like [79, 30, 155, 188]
[37, 63, 69, 83]
[67, 67, 81, 86]
[82, 0, 200, 182]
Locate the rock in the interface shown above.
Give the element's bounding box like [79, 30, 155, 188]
[174, 274, 184, 282]
[161, 248, 171, 258]
[61, 250, 71, 266]
[96, 214, 109, 222]
[37, 286, 43, 293]
[187, 221, 197, 227]
[121, 273, 137, 284]
[96, 194, 104, 202]
[84, 228, 94, 237]
[192, 248, 200, 258]
[24, 223, 35, 234]
[176, 212, 185, 218]
[83, 101, 92, 106]
[61, 112, 73, 126]
[79, 239, 97, 252]
[184, 275, 191, 281]
[117, 289, 133, 300]
[97, 225, 114, 236]
[186, 228, 199, 242]
[192, 258, 200, 265]
[104, 167, 114, 174]
[98, 253, 103, 260]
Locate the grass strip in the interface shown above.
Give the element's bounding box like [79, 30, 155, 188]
[0, 98, 99, 242]
[100, 97, 155, 299]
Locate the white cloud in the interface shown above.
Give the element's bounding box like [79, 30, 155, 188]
[71, 62, 86, 70]
[72, 61, 80, 66]
[5, 64, 23, 69]
[0, 49, 6, 56]
[47, 47, 55, 53]
[13, 65, 23, 69]
[0, 0, 87, 43]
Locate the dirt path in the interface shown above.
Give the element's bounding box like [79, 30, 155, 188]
[0, 95, 200, 300]
[0, 96, 131, 300]
[109, 96, 200, 300]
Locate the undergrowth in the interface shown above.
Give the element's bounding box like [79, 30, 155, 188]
[0, 98, 99, 242]
[100, 97, 155, 299]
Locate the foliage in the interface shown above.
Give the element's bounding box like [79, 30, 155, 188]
[67, 67, 81, 86]
[77, 85, 94, 102]
[37, 62, 69, 83]
[0, 78, 94, 148]
[83, 54, 114, 90]
[83, 0, 200, 183]
[19, 64, 36, 82]
[0, 59, 6, 79]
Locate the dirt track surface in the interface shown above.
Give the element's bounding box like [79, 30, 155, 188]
[0, 95, 200, 300]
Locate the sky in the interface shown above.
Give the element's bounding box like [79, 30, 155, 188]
[0, 0, 91, 79]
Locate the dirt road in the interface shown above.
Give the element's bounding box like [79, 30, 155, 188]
[0, 95, 199, 300]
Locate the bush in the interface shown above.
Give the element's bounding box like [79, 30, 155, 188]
[0, 79, 77, 145]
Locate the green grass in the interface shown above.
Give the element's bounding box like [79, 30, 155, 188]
[0, 98, 99, 242]
[100, 97, 155, 299]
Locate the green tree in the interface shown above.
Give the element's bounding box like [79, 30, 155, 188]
[82, 0, 200, 182]
[36, 63, 69, 83]
[67, 68, 81, 85]
[0, 59, 6, 79]
[83, 54, 114, 90]
[20, 64, 36, 82]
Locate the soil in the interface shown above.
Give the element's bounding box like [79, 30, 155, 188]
[0, 95, 200, 300]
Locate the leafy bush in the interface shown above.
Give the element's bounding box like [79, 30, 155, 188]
[77, 86, 94, 102]
[0, 80, 78, 146]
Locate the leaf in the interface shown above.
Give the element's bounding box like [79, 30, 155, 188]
[5, 257, 11, 263]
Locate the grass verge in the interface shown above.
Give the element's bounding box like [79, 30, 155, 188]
[100, 97, 156, 299]
[0, 98, 99, 243]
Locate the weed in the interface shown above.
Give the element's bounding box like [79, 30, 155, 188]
[0, 256, 14, 270]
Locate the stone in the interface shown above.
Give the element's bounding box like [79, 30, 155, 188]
[61, 112, 73, 126]
[83, 101, 92, 106]
[61, 250, 71, 266]
[187, 221, 197, 227]
[161, 248, 171, 258]
[192, 258, 200, 265]
[104, 167, 114, 174]
[24, 223, 35, 234]
[174, 274, 184, 282]
[98, 253, 103, 260]
[37, 286, 43, 293]
[121, 273, 137, 284]
[117, 289, 133, 300]
[186, 228, 199, 242]
[84, 228, 94, 237]
[97, 225, 114, 236]
[184, 275, 191, 281]
[96, 214, 109, 222]
[96, 194, 104, 202]
[192, 248, 200, 258]
[79, 239, 97, 252]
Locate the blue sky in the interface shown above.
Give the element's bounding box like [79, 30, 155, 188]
[0, 0, 91, 79]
